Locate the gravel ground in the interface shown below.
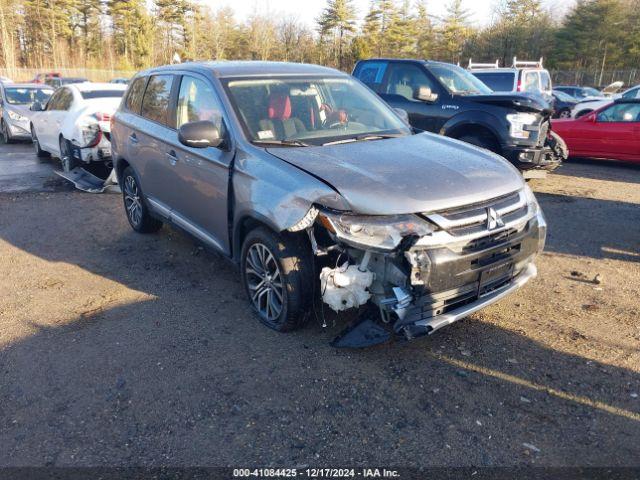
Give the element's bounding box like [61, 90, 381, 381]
[0, 143, 639, 467]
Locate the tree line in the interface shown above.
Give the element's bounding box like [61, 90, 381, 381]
[0, 0, 638, 81]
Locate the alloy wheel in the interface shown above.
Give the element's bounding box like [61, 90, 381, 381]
[123, 175, 143, 227]
[559, 110, 571, 119]
[2, 122, 9, 143]
[59, 139, 72, 172]
[245, 243, 284, 321]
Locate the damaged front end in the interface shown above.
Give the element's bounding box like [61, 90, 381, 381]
[302, 185, 546, 348]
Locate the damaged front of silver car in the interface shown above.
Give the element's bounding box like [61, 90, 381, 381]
[271, 134, 547, 348]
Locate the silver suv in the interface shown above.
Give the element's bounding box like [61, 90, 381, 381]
[111, 62, 547, 347]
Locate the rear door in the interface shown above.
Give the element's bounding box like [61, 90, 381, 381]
[166, 73, 234, 253]
[135, 74, 177, 209]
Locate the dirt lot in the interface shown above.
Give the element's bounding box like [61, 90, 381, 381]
[0, 142, 639, 467]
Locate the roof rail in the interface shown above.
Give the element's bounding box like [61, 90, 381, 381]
[512, 56, 543, 68]
[467, 58, 500, 70]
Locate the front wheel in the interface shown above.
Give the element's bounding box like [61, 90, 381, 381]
[558, 109, 571, 119]
[121, 166, 162, 233]
[1, 120, 13, 144]
[240, 227, 314, 332]
[31, 126, 49, 158]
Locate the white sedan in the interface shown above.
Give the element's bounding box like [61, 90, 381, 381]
[571, 85, 640, 118]
[30, 82, 126, 171]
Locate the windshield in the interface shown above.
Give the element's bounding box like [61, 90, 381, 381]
[4, 87, 53, 105]
[223, 76, 411, 146]
[553, 90, 575, 102]
[430, 64, 492, 95]
[577, 87, 602, 98]
[472, 72, 516, 92]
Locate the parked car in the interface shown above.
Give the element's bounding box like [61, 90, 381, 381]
[571, 85, 640, 118]
[30, 82, 126, 171]
[31, 72, 61, 84]
[551, 90, 578, 118]
[0, 76, 13, 84]
[110, 78, 129, 85]
[554, 85, 605, 101]
[468, 57, 553, 97]
[0, 83, 54, 143]
[111, 61, 546, 347]
[45, 77, 89, 88]
[353, 58, 566, 177]
[552, 99, 640, 163]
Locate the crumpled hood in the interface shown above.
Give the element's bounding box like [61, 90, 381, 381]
[465, 92, 552, 114]
[267, 132, 524, 215]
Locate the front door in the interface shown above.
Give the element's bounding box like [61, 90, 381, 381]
[595, 102, 640, 159]
[379, 62, 444, 133]
[165, 74, 234, 254]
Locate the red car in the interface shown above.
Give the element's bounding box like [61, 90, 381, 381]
[552, 99, 640, 163]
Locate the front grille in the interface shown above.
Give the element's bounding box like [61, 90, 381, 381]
[425, 190, 529, 238]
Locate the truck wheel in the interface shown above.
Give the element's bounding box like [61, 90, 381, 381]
[241, 227, 314, 332]
[1, 120, 13, 144]
[121, 166, 162, 233]
[456, 133, 499, 154]
[31, 126, 49, 158]
[558, 109, 571, 119]
[59, 137, 78, 172]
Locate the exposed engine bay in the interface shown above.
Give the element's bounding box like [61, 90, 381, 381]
[294, 186, 546, 348]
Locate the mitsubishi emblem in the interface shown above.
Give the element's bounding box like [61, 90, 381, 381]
[487, 207, 504, 230]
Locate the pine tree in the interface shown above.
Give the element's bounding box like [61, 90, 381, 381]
[415, 1, 433, 59]
[108, 0, 150, 68]
[317, 0, 357, 70]
[439, 0, 471, 63]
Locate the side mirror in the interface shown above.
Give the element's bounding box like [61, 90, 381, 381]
[414, 86, 438, 103]
[30, 101, 44, 112]
[394, 108, 410, 124]
[586, 113, 597, 122]
[178, 120, 223, 149]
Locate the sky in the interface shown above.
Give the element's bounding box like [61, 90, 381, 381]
[206, 0, 576, 28]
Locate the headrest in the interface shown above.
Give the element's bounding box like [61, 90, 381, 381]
[268, 93, 291, 120]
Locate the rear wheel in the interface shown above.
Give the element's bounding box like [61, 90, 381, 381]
[1, 120, 13, 144]
[240, 227, 314, 332]
[31, 126, 49, 158]
[59, 136, 78, 172]
[122, 166, 162, 233]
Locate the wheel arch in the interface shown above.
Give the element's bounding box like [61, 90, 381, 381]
[232, 213, 283, 263]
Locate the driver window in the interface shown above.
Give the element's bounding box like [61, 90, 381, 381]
[597, 103, 640, 123]
[177, 76, 225, 135]
[385, 64, 436, 101]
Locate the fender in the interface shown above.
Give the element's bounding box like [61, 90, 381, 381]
[439, 110, 507, 146]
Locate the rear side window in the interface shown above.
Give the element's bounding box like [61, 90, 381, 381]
[125, 77, 147, 113]
[472, 72, 515, 92]
[140, 75, 174, 126]
[81, 90, 124, 100]
[354, 61, 388, 92]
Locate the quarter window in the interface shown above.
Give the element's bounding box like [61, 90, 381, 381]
[176, 76, 225, 134]
[125, 77, 146, 113]
[58, 89, 74, 110]
[140, 75, 174, 126]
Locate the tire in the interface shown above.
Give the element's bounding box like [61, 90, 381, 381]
[240, 227, 314, 332]
[59, 136, 78, 172]
[558, 109, 571, 119]
[31, 126, 49, 158]
[1, 120, 13, 144]
[547, 130, 569, 161]
[456, 133, 499, 154]
[121, 166, 162, 233]
[575, 109, 592, 119]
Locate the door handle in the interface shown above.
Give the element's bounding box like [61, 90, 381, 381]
[166, 150, 178, 165]
[129, 133, 138, 144]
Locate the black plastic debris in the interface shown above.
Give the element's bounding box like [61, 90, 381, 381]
[331, 317, 392, 348]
